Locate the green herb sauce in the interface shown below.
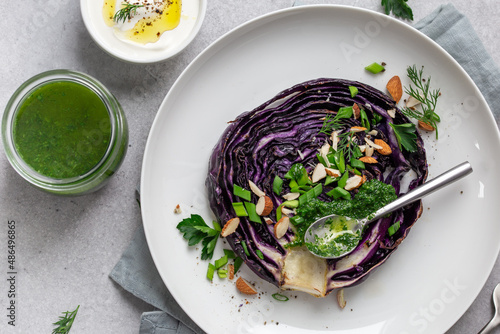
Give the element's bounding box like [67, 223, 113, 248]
[289, 180, 397, 247]
[13, 81, 111, 179]
[305, 216, 361, 258]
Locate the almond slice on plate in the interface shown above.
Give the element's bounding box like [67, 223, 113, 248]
[374, 139, 392, 155]
[221, 217, 240, 237]
[344, 175, 364, 191]
[311, 163, 327, 183]
[283, 192, 300, 200]
[418, 120, 435, 131]
[236, 277, 258, 295]
[248, 180, 265, 197]
[274, 216, 290, 239]
[386, 75, 403, 103]
[256, 196, 273, 216]
[337, 289, 347, 309]
[325, 167, 341, 177]
[359, 156, 377, 164]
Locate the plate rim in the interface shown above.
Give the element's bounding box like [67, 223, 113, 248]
[141, 4, 500, 333]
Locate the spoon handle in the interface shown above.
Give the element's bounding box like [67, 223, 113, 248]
[368, 161, 473, 223]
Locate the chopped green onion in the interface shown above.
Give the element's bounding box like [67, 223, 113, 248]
[316, 153, 327, 166]
[256, 249, 264, 260]
[276, 203, 283, 221]
[333, 151, 345, 174]
[282, 200, 299, 208]
[290, 215, 305, 226]
[388, 221, 401, 236]
[365, 62, 385, 74]
[214, 255, 228, 269]
[232, 202, 248, 217]
[313, 184, 322, 197]
[337, 171, 349, 189]
[337, 106, 353, 119]
[348, 86, 358, 98]
[360, 109, 371, 131]
[298, 184, 322, 206]
[244, 202, 262, 224]
[223, 249, 236, 259]
[272, 293, 289, 302]
[234, 257, 244, 274]
[324, 175, 338, 186]
[241, 241, 250, 256]
[233, 184, 252, 201]
[273, 176, 283, 195]
[207, 263, 215, 281]
[326, 186, 351, 200]
[350, 158, 365, 170]
[217, 269, 228, 279]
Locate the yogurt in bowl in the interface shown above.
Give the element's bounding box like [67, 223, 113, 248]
[81, 0, 206, 63]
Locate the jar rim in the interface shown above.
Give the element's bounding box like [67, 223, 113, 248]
[2, 69, 128, 194]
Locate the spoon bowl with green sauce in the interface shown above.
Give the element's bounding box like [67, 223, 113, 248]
[305, 161, 473, 259]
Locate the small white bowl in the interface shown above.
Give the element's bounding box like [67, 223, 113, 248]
[80, 0, 207, 64]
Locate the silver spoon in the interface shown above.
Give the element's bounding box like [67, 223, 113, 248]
[304, 161, 473, 259]
[479, 283, 500, 333]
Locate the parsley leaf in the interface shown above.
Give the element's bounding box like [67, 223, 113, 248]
[381, 0, 413, 21]
[389, 123, 418, 152]
[177, 214, 220, 260]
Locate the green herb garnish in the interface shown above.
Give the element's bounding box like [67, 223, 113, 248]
[389, 123, 418, 152]
[233, 184, 252, 201]
[232, 202, 248, 217]
[52, 305, 79, 334]
[400, 65, 441, 138]
[113, 3, 144, 23]
[176, 214, 220, 260]
[207, 263, 215, 281]
[381, 0, 413, 21]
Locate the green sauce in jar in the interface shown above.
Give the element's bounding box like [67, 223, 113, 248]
[13, 81, 111, 179]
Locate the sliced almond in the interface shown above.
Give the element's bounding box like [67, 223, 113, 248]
[311, 163, 327, 183]
[374, 139, 392, 155]
[221, 217, 240, 237]
[248, 180, 265, 197]
[263, 217, 274, 225]
[281, 207, 296, 217]
[173, 204, 182, 214]
[344, 175, 364, 191]
[359, 156, 378, 164]
[325, 167, 341, 177]
[406, 95, 421, 108]
[350, 126, 367, 133]
[387, 108, 396, 118]
[228, 264, 235, 280]
[337, 289, 347, 309]
[353, 103, 361, 119]
[283, 192, 300, 200]
[365, 145, 374, 157]
[236, 277, 258, 295]
[386, 75, 403, 103]
[320, 142, 330, 156]
[358, 145, 366, 153]
[256, 196, 273, 216]
[331, 131, 339, 151]
[367, 130, 378, 136]
[418, 120, 435, 131]
[364, 137, 383, 150]
[274, 216, 290, 239]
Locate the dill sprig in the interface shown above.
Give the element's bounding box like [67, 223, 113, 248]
[52, 305, 80, 334]
[113, 3, 144, 23]
[319, 113, 342, 135]
[401, 65, 441, 138]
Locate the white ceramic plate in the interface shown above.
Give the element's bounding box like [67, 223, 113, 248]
[141, 5, 500, 334]
[80, 0, 206, 63]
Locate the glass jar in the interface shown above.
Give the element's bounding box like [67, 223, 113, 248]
[2, 69, 128, 195]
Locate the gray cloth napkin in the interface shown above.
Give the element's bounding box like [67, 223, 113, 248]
[109, 4, 500, 333]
